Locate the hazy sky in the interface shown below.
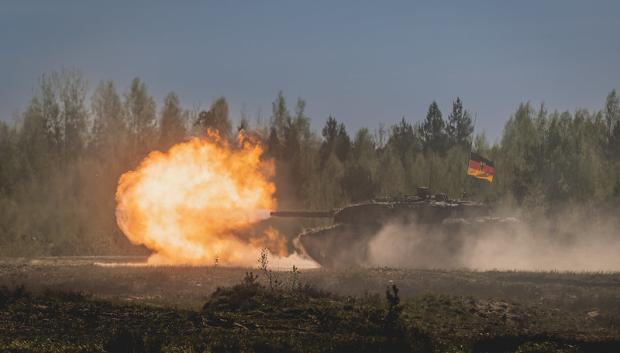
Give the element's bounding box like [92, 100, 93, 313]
[2, 0, 619, 140]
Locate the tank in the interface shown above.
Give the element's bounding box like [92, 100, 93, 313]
[271, 187, 517, 267]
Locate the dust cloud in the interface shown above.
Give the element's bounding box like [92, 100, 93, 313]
[366, 207, 620, 271]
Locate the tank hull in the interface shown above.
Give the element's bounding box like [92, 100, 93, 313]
[271, 189, 519, 268]
[296, 217, 519, 268]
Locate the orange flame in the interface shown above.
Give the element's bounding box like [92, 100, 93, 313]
[115, 132, 281, 265]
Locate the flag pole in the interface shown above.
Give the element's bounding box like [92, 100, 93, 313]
[470, 113, 477, 155]
[463, 113, 477, 198]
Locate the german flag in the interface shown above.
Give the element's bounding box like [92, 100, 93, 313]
[467, 152, 495, 183]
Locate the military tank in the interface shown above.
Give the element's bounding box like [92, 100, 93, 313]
[271, 187, 517, 267]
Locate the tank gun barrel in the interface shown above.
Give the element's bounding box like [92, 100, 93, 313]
[270, 210, 334, 218]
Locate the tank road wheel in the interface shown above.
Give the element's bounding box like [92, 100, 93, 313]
[296, 224, 378, 268]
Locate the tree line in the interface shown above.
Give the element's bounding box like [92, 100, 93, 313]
[0, 70, 619, 255]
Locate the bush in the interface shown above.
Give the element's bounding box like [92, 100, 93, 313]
[203, 272, 266, 312]
[384, 284, 403, 334]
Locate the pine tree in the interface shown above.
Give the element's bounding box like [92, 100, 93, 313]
[58, 69, 88, 161]
[19, 96, 53, 177]
[446, 97, 473, 148]
[281, 99, 309, 162]
[420, 101, 447, 154]
[237, 117, 249, 132]
[320, 116, 338, 163]
[320, 116, 350, 164]
[335, 123, 351, 162]
[125, 78, 156, 158]
[271, 91, 289, 141]
[39, 74, 62, 158]
[195, 97, 231, 139]
[91, 80, 126, 157]
[266, 127, 281, 157]
[605, 89, 619, 139]
[159, 92, 186, 150]
[387, 117, 419, 163]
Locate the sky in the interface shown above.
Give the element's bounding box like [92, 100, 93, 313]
[1, 0, 619, 141]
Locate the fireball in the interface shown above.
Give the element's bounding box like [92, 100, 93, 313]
[115, 132, 279, 265]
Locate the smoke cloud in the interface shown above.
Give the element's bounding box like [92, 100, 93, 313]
[366, 207, 620, 271]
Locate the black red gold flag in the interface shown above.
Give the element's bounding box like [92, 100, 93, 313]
[467, 152, 495, 183]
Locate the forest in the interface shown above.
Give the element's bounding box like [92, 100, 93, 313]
[0, 70, 619, 256]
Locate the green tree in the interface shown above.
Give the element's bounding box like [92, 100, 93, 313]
[317, 154, 345, 208]
[611, 118, 620, 158]
[19, 93, 55, 177]
[605, 89, 619, 139]
[265, 92, 290, 157]
[320, 116, 350, 164]
[341, 164, 377, 202]
[377, 150, 406, 196]
[386, 118, 419, 163]
[27, 71, 86, 163]
[604, 90, 620, 197]
[159, 92, 186, 150]
[351, 128, 379, 174]
[125, 78, 156, 157]
[0, 121, 18, 195]
[91, 80, 126, 157]
[281, 99, 304, 161]
[283, 98, 315, 200]
[237, 117, 249, 132]
[320, 116, 338, 163]
[335, 122, 351, 162]
[196, 97, 232, 139]
[446, 97, 473, 148]
[499, 103, 544, 204]
[341, 128, 380, 202]
[420, 101, 447, 154]
[58, 69, 88, 160]
[38, 74, 62, 158]
[271, 91, 290, 140]
[266, 127, 281, 157]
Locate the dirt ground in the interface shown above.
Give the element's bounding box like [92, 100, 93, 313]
[2, 257, 620, 352]
[1, 256, 619, 312]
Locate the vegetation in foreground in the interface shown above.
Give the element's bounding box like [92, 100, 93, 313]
[1, 270, 619, 353]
